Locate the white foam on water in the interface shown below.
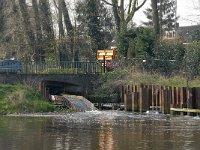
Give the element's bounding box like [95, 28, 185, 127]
[145, 110, 159, 115]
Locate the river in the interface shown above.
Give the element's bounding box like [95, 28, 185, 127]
[0, 111, 200, 150]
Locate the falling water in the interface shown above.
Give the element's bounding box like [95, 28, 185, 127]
[62, 95, 97, 111]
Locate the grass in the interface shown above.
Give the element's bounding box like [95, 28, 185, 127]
[39, 68, 83, 74]
[89, 66, 200, 103]
[126, 72, 187, 87]
[0, 84, 55, 115]
[101, 67, 200, 87]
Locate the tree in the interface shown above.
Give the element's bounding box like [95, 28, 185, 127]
[185, 41, 200, 77]
[0, 0, 28, 60]
[102, 0, 147, 56]
[85, 0, 106, 53]
[61, 0, 76, 61]
[39, 0, 55, 61]
[32, 0, 44, 62]
[57, 0, 68, 61]
[144, 0, 177, 36]
[151, 0, 160, 35]
[151, 39, 185, 76]
[0, 0, 4, 35]
[18, 0, 36, 61]
[126, 27, 156, 61]
[75, 0, 114, 59]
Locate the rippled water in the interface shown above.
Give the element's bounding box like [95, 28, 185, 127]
[0, 111, 200, 150]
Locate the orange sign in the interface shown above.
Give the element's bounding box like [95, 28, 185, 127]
[97, 55, 113, 61]
[97, 50, 117, 60]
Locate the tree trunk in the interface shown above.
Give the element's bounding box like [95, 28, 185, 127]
[39, 0, 55, 61]
[112, 0, 120, 33]
[103, 0, 147, 57]
[18, 0, 36, 61]
[58, 0, 68, 61]
[61, 0, 74, 61]
[0, 0, 4, 34]
[32, 0, 44, 62]
[151, 0, 160, 35]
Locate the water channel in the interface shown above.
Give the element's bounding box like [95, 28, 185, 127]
[0, 111, 200, 150]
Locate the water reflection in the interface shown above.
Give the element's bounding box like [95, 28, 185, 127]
[0, 111, 200, 150]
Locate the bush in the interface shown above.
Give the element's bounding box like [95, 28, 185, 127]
[185, 41, 200, 78]
[150, 39, 185, 76]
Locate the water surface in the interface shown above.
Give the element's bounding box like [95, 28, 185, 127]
[0, 111, 200, 150]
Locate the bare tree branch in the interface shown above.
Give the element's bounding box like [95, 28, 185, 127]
[135, 0, 147, 11]
[52, 0, 58, 9]
[128, 0, 133, 14]
[101, 0, 113, 6]
[126, 0, 147, 24]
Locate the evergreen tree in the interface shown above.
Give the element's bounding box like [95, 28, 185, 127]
[143, 0, 176, 35]
[86, 0, 103, 52]
[76, 0, 114, 56]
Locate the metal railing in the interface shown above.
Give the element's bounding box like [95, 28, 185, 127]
[21, 61, 103, 74]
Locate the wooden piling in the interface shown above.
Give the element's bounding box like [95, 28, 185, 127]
[124, 85, 132, 111]
[123, 83, 200, 116]
[196, 87, 200, 109]
[121, 85, 125, 103]
[155, 88, 159, 111]
[159, 86, 164, 113]
[132, 84, 140, 112]
[132, 92, 139, 112]
[163, 87, 171, 114]
[139, 86, 150, 113]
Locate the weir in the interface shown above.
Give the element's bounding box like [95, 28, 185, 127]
[51, 94, 97, 111]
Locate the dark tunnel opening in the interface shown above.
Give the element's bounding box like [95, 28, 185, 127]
[42, 81, 83, 97]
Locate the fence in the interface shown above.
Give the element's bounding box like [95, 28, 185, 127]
[21, 61, 103, 74]
[122, 83, 200, 115]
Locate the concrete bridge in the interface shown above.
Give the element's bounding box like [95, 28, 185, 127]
[0, 61, 104, 99]
[0, 73, 98, 99]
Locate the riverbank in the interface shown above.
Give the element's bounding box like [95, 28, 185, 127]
[0, 84, 56, 115]
[89, 67, 200, 103]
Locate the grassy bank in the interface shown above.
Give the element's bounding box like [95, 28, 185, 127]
[0, 84, 55, 115]
[89, 67, 200, 103]
[100, 67, 200, 87]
